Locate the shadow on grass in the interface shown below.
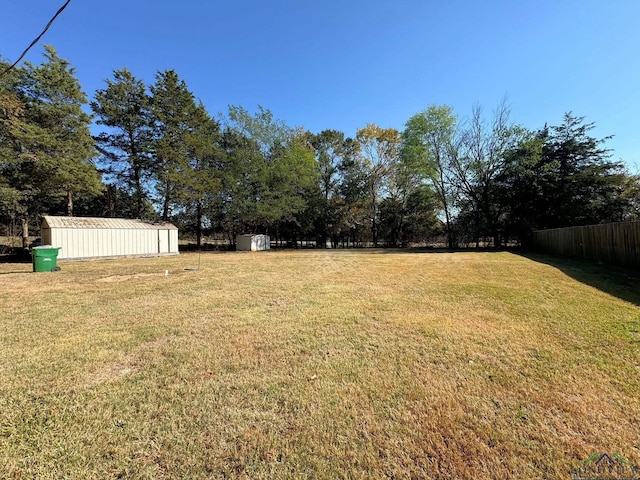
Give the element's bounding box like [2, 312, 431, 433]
[0, 253, 31, 264]
[375, 247, 640, 307]
[0, 252, 33, 274]
[515, 251, 640, 308]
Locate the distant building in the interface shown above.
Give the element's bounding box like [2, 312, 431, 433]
[236, 234, 270, 251]
[41, 216, 179, 260]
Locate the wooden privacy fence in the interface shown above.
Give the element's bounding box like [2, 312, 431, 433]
[532, 221, 640, 270]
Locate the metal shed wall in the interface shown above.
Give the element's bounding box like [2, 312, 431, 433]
[236, 234, 270, 251]
[41, 216, 179, 260]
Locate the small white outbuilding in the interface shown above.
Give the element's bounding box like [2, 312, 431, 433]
[236, 234, 270, 251]
[41, 216, 179, 260]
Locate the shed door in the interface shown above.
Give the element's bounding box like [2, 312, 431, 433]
[158, 230, 170, 253]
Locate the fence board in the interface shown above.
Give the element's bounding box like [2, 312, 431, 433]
[532, 221, 640, 270]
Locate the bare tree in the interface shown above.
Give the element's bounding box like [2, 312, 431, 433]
[450, 100, 523, 246]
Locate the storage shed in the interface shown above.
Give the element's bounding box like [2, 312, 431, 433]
[41, 216, 179, 260]
[236, 234, 270, 251]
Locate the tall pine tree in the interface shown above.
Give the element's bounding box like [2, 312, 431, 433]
[92, 68, 154, 218]
[150, 70, 201, 221]
[21, 45, 102, 218]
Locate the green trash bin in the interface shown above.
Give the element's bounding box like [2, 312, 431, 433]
[32, 246, 61, 272]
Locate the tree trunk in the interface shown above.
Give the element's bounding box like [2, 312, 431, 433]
[67, 190, 74, 217]
[444, 208, 454, 249]
[162, 192, 170, 221]
[107, 185, 116, 217]
[196, 200, 203, 249]
[130, 139, 144, 219]
[134, 168, 144, 218]
[21, 217, 29, 250]
[474, 209, 481, 248]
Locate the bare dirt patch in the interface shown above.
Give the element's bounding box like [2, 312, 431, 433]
[84, 336, 176, 387]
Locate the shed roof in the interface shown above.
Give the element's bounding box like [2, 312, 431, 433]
[42, 216, 178, 230]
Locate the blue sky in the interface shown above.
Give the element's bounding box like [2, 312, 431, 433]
[2, 1, 640, 169]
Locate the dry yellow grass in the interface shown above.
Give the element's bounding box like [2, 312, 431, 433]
[0, 250, 639, 479]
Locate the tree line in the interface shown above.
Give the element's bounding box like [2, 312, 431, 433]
[1, 46, 639, 249]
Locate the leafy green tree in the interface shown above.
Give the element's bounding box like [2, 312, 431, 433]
[180, 102, 222, 248]
[538, 113, 628, 227]
[356, 124, 401, 246]
[265, 130, 318, 238]
[619, 172, 640, 221]
[1, 48, 101, 246]
[71, 184, 156, 219]
[382, 146, 442, 247]
[495, 113, 636, 244]
[309, 129, 355, 247]
[223, 106, 318, 243]
[402, 105, 459, 248]
[0, 59, 28, 243]
[210, 127, 264, 242]
[379, 183, 440, 246]
[150, 69, 202, 220]
[92, 68, 154, 218]
[338, 145, 370, 247]
[20, 45, 102, 218]
[311, 130, 348, 202]
[227, 105, 290, 154]
[492, 131, 544, 243]
[223, 105, 283, 233]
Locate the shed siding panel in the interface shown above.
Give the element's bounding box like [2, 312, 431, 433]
[108, 229, 115, 256]
[69, 229, 74, 258]
[170, 230, 178, 254]
[49, 229, 60, 258]
[129, 230, 135, 255]
[81, 230, 88, 258]
[150, 231, 157, 254]
[115, 229, 123, 256]
[138, 230, 144, 254]
[144, 230, 151, 254]
[82, 229, 89, 258]
[85, 229, 92, 257]
[41, 216, 179, 260]
[158, 230, 169, 253]
[97, 230, 104, 256]
[61, 229, 69, 259]
[117, 229, 124, 256]
[64, 229, 70, 259]
[65, 229, 73, 259]
[86, 229, 91, 257]
[134, 230, 140, 255]
[136, 230, 144, 254]
[126, 230, 133, 255]
[54, 230, 59, 258]
[89, 229, 97, 258]
[81, 230, 87, 258]
[139, 230, 146, 254]
[73, 230, 81, 259]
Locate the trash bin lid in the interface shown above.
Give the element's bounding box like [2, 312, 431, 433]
[33, 245, 61, 250]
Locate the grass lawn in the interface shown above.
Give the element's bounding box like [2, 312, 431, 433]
[1, 249, 639, 479]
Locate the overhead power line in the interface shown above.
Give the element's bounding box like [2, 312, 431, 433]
[0, 0, 72, 79]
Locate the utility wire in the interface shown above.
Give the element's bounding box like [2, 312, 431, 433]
[0, 0, 72, 79]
